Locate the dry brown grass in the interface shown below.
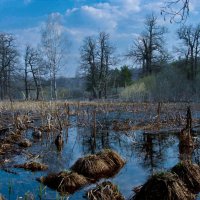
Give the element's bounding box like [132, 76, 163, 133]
[171, 162, 200, 193]
[131, 172, 196, 200]
[18, 138, 32, 148]
[87, 181, 125, 200]
[97, 149, 125, 171]
[179, 129, 194, 147]
[14, 161, 48, 171]
[71, 149, 125, 180]
[0, 194, 5, 200]
[71, 154, 110, 180]
[39, 171, 88, 194]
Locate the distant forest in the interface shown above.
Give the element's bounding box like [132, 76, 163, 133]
[1, 0, 200, 102]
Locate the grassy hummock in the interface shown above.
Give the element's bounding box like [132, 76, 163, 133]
[71, 154, 110, 180]
[171, 161, 200, 193]
[87, 181, 125, 200]
[131, 172, 195, 200]
[38, 171, 89, 194]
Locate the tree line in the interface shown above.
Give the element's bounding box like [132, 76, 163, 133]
[0, 0, 199, 101]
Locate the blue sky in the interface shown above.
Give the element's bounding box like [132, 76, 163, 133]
[1, 0, 200, 77]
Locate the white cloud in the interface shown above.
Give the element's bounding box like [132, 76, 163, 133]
[122, 0, 141, 12]
[189, 0, 200, 14]
[109, 0, 141, 13]
[66, 8, 79, 16]
[80, 4, 118, 29]
[13, 26, 41, 49]
[144, 1, 163, 12]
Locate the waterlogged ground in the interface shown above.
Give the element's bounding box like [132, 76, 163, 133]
[0, 102, 200, 199]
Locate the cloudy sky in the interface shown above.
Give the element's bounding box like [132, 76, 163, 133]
[0, 0, 200, 77]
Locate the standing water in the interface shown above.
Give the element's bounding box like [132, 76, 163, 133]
[0, 111, 200, 200]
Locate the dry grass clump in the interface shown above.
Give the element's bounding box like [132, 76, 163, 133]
[171, 162, 200, 193]
[18, 139, 32, 148]
[0, 143, 13, 155]
[131, 172, 196, 200]
[113, 120, 131, 131]
[14, 161, 48, 171]
[87, 181, 125, 200]
[97, 149, 125, 172]
[71, 154, 110, 180]
[39, 171, 88, 194]
[9, 131, 22, 141]
[71, 150, 125, 180]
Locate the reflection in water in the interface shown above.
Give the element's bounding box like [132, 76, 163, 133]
[78, 127, 111, 154]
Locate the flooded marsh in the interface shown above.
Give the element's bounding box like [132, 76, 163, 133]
[0, 101, 200, 199]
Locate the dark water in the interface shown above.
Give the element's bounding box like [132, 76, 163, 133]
[1, 115, 200, 200]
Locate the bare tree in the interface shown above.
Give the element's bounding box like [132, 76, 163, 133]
[80, 32, 115, 99]
[161, 0, 190, 23]
[0, 33, 18, 100]
[128, 14, 168, 75]
[177, 24, 200, 80]
[96, 32, 114, 98]
[80, 36, 98, 98]
[41, 14, 68, 100]
[24, 45, 47, 100]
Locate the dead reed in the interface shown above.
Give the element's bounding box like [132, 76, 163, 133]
[14, 161, 48, 171]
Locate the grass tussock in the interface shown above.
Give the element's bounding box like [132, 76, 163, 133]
[71, 154, 110, 180]
[39, 171, 88, 194]
[131, 172, 196, 200]
[87, 181, 125, 200]
[71, 149, 125, 180]
[171, 161, 200, 193]
[97, 149, 125, 171]
[18, 138, 32, 148]
[14, 162, 48, 171]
